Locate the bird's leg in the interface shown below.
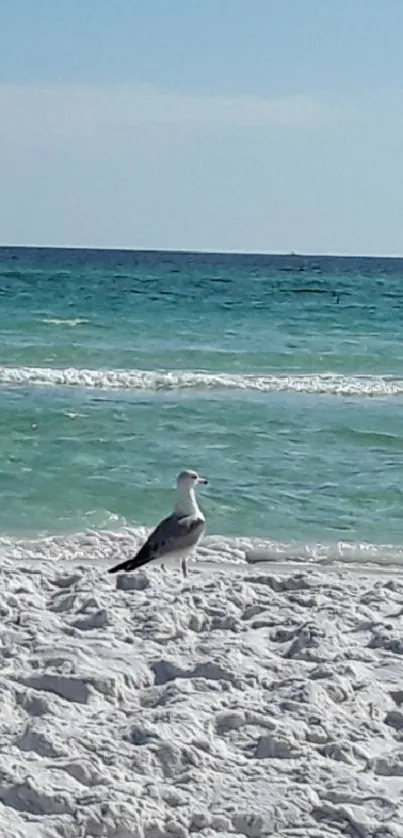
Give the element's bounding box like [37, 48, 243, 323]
[181, 558, 188, 579]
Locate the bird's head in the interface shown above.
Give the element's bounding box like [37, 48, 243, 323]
[176, 469, 208, 492]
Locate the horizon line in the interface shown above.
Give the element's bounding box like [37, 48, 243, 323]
[1, 243, 403, 260]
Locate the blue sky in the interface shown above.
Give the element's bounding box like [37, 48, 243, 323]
[1, 1, 403, 254]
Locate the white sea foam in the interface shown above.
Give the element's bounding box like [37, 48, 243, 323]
[1, 364, 403, 396]
[40, 318, 90, 327]
[2, 526, 403, 569]
[1, 555, 403, 836]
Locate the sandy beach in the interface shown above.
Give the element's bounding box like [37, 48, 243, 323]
[1, 548, 403, 838]
[3, 1, 403, 834]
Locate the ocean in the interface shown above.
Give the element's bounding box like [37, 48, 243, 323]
[1, 245, 403, 567]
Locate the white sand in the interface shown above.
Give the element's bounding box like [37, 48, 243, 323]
[1, 547, 403, 838]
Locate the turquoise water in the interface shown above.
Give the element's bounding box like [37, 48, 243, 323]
[1, 246, 403, 562]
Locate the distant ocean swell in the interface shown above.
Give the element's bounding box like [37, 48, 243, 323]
[0, 365, 403, 396]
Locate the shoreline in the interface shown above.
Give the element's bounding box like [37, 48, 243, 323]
[6, 554, 403, 580]
[1, 526, 403, 572]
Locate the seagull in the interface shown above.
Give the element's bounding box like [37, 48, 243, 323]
[108, 469, 208, 578]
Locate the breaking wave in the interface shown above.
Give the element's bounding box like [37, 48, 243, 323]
[40, 318, 90, 327]
[0, 365, 402, 396]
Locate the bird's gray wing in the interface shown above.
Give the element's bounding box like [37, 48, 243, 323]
[145, 512, 205, 558]
[108, 513, 205, 574]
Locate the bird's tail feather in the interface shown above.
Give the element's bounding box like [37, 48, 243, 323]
[108, 544, 153, 574]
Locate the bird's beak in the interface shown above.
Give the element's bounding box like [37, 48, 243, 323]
[197, 476, 208, 485]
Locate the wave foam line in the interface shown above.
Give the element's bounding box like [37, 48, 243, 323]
[1, 529, 403, 569]
[0, 365, 402, 396]
[40, 317, 90, 327]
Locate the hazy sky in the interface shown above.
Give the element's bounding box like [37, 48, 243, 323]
[1, 1, 403, 255]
